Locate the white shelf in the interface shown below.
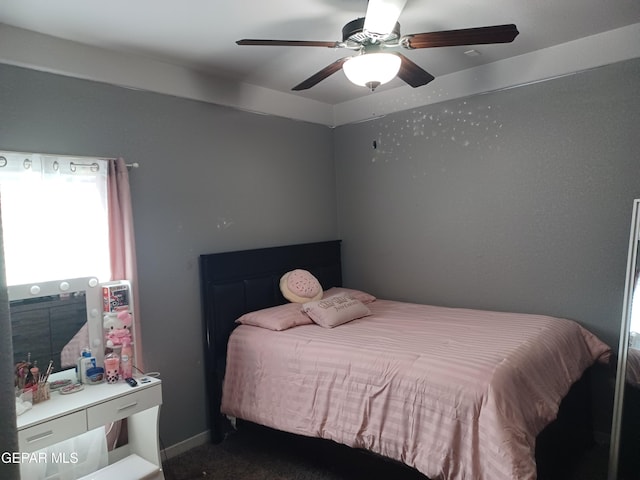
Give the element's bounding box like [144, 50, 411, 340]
[16, 370, 163, 479]
[78, 454, 162, 480]
[77, 453, 162, 480]
[17, 370, 160, 431]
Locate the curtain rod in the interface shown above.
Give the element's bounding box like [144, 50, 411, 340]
[70, 160, 139, 171]
[51, 155, 139, 169]
[66, 155, 140, 170]
[0, 150, 139, 170]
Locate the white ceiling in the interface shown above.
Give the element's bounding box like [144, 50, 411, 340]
[0, 0, 639, 123]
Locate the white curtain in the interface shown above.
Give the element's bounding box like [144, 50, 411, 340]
[0, 152, 110, 285]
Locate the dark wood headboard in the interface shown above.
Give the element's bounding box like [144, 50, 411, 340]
[199, 240, 342, 441]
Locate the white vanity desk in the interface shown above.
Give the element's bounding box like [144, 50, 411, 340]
[17, 370, 163, 480]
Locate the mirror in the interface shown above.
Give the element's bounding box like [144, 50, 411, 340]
[9, 277, 103, 375]
[609, 199, 640, 479]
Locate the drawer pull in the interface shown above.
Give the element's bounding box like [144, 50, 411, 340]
[27, 430, 54, 443]
[117, 401, 139, 411]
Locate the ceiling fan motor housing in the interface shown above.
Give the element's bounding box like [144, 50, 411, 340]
[342, 17, 401, 44]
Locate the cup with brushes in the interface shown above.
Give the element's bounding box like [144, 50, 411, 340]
[15, 355, 53, 408]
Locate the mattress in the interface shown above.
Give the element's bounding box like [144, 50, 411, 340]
[221, 299, 610, 480]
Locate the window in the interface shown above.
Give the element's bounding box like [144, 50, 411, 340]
[0, 151, 110, 285]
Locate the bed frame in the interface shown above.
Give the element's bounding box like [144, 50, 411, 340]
[200, 240, 342, 442]
[199, 239, 594, 477]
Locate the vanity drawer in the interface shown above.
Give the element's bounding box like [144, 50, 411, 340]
[87, 384, 162, 428]
[19, 410, 87, 452]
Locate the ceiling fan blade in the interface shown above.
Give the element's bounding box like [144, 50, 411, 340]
[395, 54, 435, 88]
[404, 24, 519, 49]
[364, 0, 407, 35]
[237, 39, 341, 48]
[292, 57, 349, 91]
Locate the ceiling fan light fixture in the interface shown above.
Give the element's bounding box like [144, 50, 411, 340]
[343, 53, 401, 90]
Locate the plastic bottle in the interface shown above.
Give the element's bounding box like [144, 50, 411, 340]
[82, 349, 97, 384]
[77, 347, 92, 383]
[120, 338, 133, 379]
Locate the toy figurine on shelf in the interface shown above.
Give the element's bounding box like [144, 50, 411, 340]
[103, 309, 133, 348]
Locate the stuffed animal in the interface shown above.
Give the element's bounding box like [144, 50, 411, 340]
[104, 310, 133, 348]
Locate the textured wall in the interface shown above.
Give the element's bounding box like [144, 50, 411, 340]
[0, 64, 337, 448]
[335, 58, 640, 349]
[334, 58, 640, 433]
[2, 56, 639, 450]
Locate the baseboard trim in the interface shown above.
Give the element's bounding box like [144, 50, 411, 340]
[161, 430, 210, 460]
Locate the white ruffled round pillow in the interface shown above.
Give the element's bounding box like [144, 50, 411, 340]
[280, 269, 323, 303]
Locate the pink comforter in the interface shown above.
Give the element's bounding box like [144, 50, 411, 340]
[221, 299, 610, 480]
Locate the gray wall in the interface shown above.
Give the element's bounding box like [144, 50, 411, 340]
[0, 63, 337, 448]
[335, 59, 640, 349]
[334, 58, 640, 431]
[1, 56, 639, 449]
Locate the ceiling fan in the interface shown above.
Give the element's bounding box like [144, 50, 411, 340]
[237, 0, 519, 92]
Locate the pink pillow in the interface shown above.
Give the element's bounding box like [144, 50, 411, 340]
[236, 303, 313, 331]
[322, 287, 376, 304]
[280, 269, 323, 303]
[302, 294, 371, 328]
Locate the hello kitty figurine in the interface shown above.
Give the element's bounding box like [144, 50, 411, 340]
[104, 309, 133, 348]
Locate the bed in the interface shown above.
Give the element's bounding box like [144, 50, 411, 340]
[200, 240, 610, 480]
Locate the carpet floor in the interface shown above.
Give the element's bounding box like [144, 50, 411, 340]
[161, 423, 610, 480]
